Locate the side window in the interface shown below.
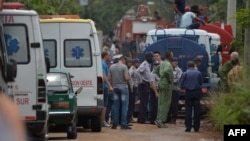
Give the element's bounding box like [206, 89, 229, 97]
[64, 39, 92, 67]
[43, 40, 57, 68]
[4, 24, 29, 64]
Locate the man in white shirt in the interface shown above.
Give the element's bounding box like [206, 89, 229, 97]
[180, 5, 205, 29]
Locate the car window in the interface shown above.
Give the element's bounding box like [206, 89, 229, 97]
[47, 72, 69, 91]
[43, 39, 57, 68]
[64, 39, 92, 67]
[4, 24, 29, 64]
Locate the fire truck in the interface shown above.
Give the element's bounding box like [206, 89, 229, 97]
[114, 4, 168, 58]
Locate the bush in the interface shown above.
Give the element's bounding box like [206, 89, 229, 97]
[206, 88, 250, 132]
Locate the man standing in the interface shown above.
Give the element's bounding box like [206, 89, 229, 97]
[109, 56, 131, 129]
[121, 36, 131, 58]
[179, 61, 203, 132]
[136, 52, 154, 123]
[154, 50, 174, 128]
[127, 58, 141, 123]
[101, 51, 113, 127]
[218, 51, 239, 92]
[167, 58, 183, 124]
[173, 0, 186, 28]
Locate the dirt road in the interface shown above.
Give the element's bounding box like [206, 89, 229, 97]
[48, 119, 223, 141]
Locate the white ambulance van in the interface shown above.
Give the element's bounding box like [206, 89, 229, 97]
[0, 3, 49, 140]
[0, 19, 16, 94]
[40, 16, 104, 132]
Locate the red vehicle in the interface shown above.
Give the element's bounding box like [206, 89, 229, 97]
[199, 23, 234, 65]
[115, 4, 168, 41]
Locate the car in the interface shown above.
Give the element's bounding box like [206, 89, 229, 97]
[47, 68, 82, 139]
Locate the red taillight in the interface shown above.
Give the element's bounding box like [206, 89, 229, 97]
[38, 79, 46, 103]
[97, 76, 103, 95]
[3, 2, 24, 9]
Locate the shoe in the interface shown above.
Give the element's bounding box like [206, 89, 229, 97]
[137, 119, 145, 124]
[111, 126, 117, 129]
[102, 121, 111, 127]
[194, 128, 199, 132]
[154, 120, 167, 128]
[185, 128, 191, 132]
[129, 118, 136, 123]
[128, 123, 133, 126]
[121, 126, 132, 130]
[168, 120, 176, 124]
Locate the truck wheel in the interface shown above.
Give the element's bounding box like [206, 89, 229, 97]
[36, 126, 48, 141]
[67, 118, 77, 139]
[91, 116, 101, 132]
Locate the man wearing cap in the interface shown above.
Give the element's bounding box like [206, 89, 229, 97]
[136, 52, 155, 123]
[127, 58, 141, 123]
[148, 61, 160, 124]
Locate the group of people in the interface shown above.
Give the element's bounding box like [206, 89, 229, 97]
[101, 46, 205, 132]
[174, 0, 207, 29]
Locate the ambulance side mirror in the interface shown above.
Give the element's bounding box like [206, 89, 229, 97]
[75, 86, 83, 95]
[6, 59, 17, 82]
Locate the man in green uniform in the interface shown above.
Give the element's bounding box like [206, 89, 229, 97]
[154, 50, 174, 128]
[218, 51, 239, 92]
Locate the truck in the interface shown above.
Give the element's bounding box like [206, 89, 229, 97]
[115, 4, 168, 57]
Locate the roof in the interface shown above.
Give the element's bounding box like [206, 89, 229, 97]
[40, 18, 92, 23]
[49, 68, 71, 75]
[207, 32, 220, 39]
[1, 9, 38, 16]
[147, 28, 209, 36]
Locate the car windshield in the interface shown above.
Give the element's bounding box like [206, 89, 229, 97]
[47, 72, 69, 91]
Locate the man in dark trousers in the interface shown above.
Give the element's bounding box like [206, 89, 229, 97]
[179, 61, 203, 132]
[136, 52, 155, 123]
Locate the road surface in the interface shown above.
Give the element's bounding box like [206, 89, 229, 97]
[48, 119, 223, 141]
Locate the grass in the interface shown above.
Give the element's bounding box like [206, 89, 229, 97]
[205, 87, 250, 132]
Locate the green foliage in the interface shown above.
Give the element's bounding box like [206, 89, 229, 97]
[207, 88, 250, 132]
[5, 0, 81, 15]
[235, 8, 250, 29]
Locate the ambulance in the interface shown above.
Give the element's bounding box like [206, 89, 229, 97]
[40, 16, 104, 132]
[0, 3, 49, 140]
[0, 19, 16, 94]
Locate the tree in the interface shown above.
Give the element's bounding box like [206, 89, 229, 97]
[5, 0, 81, 15]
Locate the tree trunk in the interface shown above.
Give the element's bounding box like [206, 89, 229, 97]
[243, 0, 250, 88]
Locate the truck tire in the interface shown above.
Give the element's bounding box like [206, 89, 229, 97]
[91, 116, 101, 132]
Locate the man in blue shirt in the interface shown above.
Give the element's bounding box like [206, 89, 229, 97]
[101, 51, 113, 127]
[179, 61, 202, 132]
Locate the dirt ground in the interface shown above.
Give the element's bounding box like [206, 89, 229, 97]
[48, 119, 224, 141]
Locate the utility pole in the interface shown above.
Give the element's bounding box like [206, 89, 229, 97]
[227, 0, 236, 38]
[243, 0, 250, 87]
